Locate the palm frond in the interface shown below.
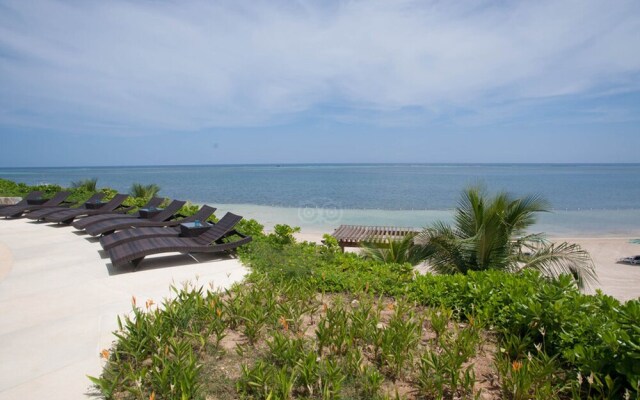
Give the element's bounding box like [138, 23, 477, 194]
[415, 225, 469, 274]
[455, 186, 485, 238]
[361, 234, 423, 265]
[71, 178, 98, 191]
[518, 242, 598, 289]
[503, 194, 550, 236]
[130, 183, 161, 199]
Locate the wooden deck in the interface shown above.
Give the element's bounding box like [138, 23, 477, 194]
[330, 224, 420, 251]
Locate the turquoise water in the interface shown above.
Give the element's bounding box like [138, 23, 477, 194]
[2, 164, 640, 235]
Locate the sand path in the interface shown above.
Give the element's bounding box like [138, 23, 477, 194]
[0, 219, 247, 400]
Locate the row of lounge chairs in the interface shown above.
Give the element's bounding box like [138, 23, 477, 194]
[2, 190, 252, 268]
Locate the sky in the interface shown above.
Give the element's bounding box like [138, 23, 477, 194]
[1, 0, 640, 167]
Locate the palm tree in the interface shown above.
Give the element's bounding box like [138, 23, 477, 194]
[130, 183, 161, 199]
[415, 187, 597, 289]
[362, 233, 424, 265]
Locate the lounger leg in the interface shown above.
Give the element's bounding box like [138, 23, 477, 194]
[131, 257, 144, 268]
[186, 253, 201, 262]
[62, 218, 74, 225]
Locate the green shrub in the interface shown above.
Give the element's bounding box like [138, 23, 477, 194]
[129, 183, 161, 199]
[71, 177, 98, 191]
[240, 236, 640, 397]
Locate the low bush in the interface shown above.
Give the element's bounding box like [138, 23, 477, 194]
[239, 233, 640, 398]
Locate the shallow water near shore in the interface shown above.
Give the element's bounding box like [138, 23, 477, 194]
[2, 163, 640, 236]
[213, 203, 640, 237]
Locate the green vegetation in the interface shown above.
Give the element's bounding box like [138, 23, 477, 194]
[368, 187, 596, 289]
[71, 177, 98, 191]
[130, 183, 161, 199]
[85, 224, 640, 399]
[0, 177, 110, 205]
[362, 233, 423, 265]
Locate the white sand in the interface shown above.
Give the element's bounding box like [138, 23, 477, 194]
[0, 219, 247, 399]
[294, 231, 640, 302]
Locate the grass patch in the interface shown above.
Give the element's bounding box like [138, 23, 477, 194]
[91, 280, 505, 399]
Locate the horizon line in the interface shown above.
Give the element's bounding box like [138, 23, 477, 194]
[2, 162, 640, 169]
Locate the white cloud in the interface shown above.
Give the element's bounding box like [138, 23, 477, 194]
[0, 0, 639, 134]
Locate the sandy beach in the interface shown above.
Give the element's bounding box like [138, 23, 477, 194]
[294, 231, 640, 302]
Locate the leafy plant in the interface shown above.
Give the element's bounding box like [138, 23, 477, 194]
[495, 350, 569, 400]
[130, 182, 161, 199]
[362, 233, 424, 265]
[71, 177, 98, 191]
[414, 186, 597, 289]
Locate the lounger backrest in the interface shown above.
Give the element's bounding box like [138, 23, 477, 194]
[16, 191, 43, 206]
[193, 212, 242, 244]
[181, 205, 217, 223]
[130, 197, 164, 217]
[42, 191, 71, 206]
[145, 197, 165, 209]
[80, 193, 106, 208]
[150, 200, 186, 221]
[101, 194, 129, 211]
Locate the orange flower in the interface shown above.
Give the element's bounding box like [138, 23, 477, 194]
[279, 316, 289, 332]
[100, 349, 110, 359]
[216, 308, 222, 318]
[387, 303, 395, 311]
[512, 360, 523, 372]
[149, 391, 156, 400]
[145, 299, 155, 309]
[322, 303, 328, 313]
[131, 295, 137, 307]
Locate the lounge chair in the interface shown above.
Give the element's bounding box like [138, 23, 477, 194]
[1, 191, 72, 218]
[83, 199, 187, 236]
[100, 205, 218, 250]
[26, 193, 106, 221]
[106, 212, 251, 268]
[0, 191, 43, 210]
[72, 197, 165, 230]
[43, 194, 130, 224]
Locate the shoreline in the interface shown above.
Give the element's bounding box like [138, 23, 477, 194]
[210, 203, 640, 238]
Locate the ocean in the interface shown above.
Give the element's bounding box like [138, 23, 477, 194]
[2, 164, 640, 236]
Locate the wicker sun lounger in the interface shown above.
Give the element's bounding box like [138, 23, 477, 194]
[83, 199, 187, 236]
[99, 205, 218, 250]
[72, 197, 165, 230]
[106, 212, 251, 268]
[0, 191, 43, 210]
[26, 193, 106, 221]
[43, 194, 130, 224]
[1, 191, 72, 218]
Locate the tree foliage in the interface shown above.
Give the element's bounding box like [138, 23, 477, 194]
[130, 183, 161, 199]
[415, 187, 597, 289]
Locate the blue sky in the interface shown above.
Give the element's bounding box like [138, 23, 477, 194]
[1, 0, 639, 166]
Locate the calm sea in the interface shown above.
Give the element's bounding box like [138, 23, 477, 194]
[2, 164, 640, 235]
